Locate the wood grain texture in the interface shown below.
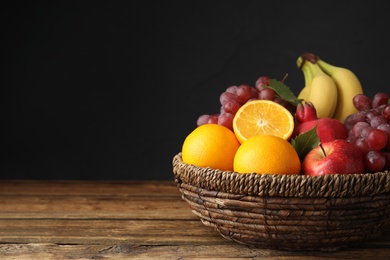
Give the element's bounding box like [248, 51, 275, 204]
[0, 180, 389, 259]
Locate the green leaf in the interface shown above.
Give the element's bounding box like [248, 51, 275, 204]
[291, 125, 320, 162]
[268, 79, 303, 106]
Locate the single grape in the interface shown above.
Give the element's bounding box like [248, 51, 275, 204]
[220, 91, 238, 105]
[354, 137, 370, 155]
[372, 92, 389, 109]
[382, 104, 390, 121]
[377, 123, 390, 139]
[223, 99, 241, 114]
[258, 88, 276, 101]
[236, 84, 256, 104]
[367, 129, 388, 151]
[197, 114, 210, 126]
[207, 114, 219, 124]
[225, 85, 238, 94]
[365, 150, 386, 172]
[218, 112, 234, 130]
[255, 76, 270, 92]
[369, 115, 387, 128]
[353, 94, 372, 111]
[356, 111, 368, 122]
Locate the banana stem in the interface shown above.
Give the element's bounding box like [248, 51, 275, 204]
[301, 53, 319, 64]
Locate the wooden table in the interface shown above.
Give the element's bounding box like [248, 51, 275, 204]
[0, 180, 389, 259]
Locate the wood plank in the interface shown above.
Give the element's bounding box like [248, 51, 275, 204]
[0, 180, 180, 196]
[0, 219, 227, 245]
[1, 243, 390, 260]
[0, 195, 196, 220]
[0, 219, 389, 247]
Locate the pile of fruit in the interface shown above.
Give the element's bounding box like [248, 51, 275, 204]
[181, 52, 390, 176]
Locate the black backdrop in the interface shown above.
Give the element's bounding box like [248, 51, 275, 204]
[1, 1, 389, 180]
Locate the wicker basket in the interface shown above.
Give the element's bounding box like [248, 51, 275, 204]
[172, 152, 390, 252]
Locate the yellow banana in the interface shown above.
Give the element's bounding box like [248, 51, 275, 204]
[316, 58, 363, 123]
[296, 56, 313, 101]
[296, 54, 338, 118]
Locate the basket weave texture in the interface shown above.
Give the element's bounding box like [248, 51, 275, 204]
[172, 153, 390, 252]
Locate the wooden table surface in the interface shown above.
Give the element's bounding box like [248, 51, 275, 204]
[0, 180, 389, 259]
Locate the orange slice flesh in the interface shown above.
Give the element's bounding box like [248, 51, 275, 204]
[233, 99, 294, 144]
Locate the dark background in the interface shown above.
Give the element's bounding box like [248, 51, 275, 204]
[1, 1, 389, 180]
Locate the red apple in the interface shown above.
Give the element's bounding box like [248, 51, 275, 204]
[302, 139, 366, 176]
[292, 118, 348, 143]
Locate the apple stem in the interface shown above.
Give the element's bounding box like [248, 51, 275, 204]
[319, 143, 327, 157]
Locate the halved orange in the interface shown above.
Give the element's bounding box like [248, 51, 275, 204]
[232, 99, 294, 144]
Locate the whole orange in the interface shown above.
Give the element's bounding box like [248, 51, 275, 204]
[181, 124, 240, 171]
[234, 135, 301, 175]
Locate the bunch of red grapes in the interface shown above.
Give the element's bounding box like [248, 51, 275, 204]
[344, 92, 390, 172]
[196, 76, 295, 131]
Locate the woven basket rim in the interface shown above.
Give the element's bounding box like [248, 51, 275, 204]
[172, 152, 390, 198]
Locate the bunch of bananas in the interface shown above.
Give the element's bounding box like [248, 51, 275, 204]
[296, 53, 363, 123]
